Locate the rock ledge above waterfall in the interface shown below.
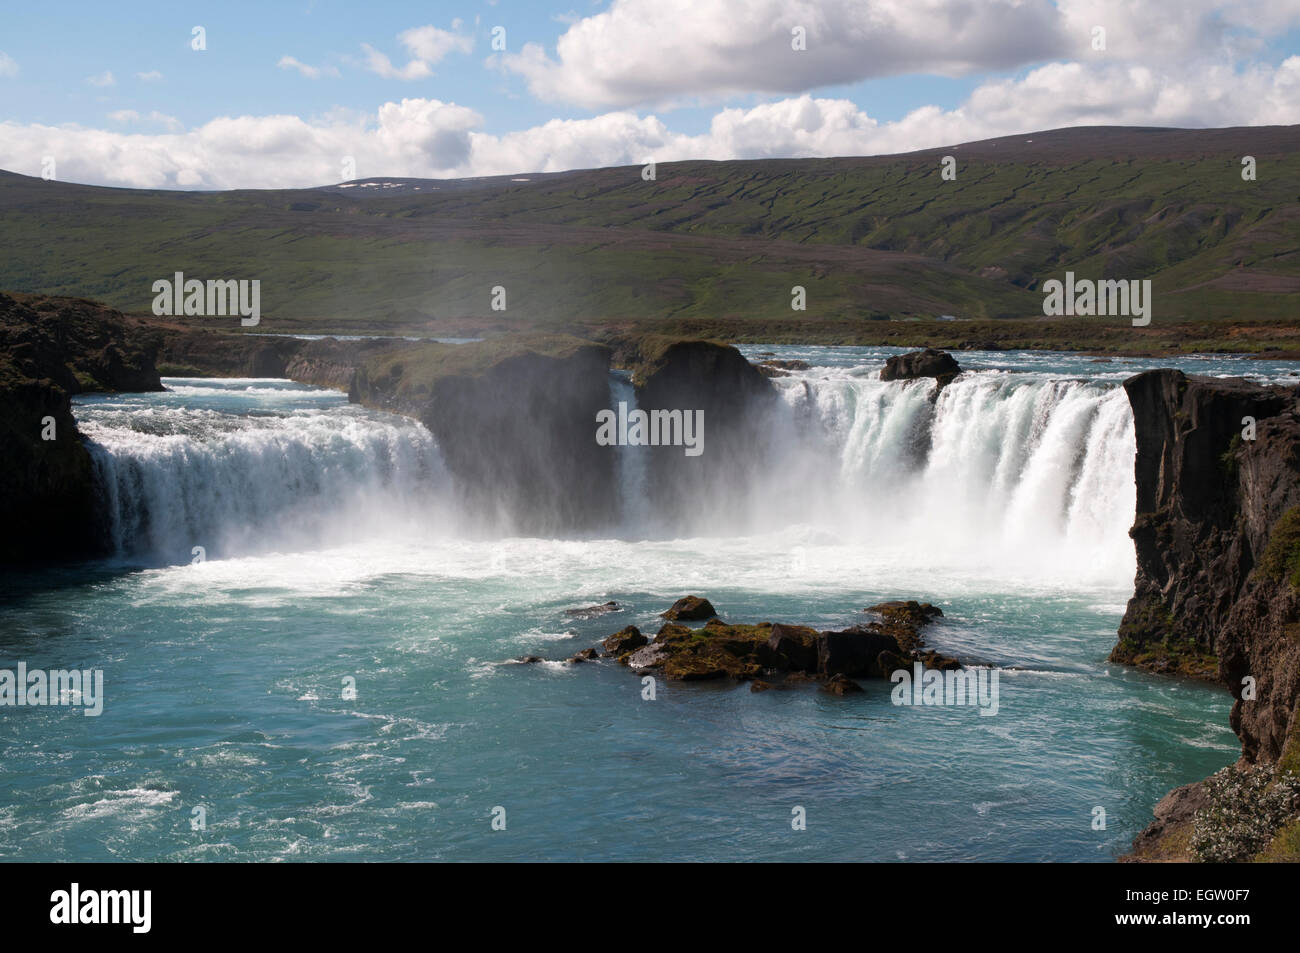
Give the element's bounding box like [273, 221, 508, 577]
[880, 348, 961, 387]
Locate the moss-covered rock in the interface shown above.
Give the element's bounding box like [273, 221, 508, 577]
[653, 621, 773, 681]
[603, 625, 647, 657]
[661, 595, 716, 621]
[866, 601, 944, 653]
[587, 597, 957, 687]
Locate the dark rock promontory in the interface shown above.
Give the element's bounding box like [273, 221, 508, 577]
[614, 334, 783, 528]
[0, 293, 163, 564]
[351, 335, 619, 535]
[1115, 369, 1300, 861]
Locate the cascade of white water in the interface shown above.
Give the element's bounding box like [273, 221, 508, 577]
[766, 369, 1137, 580]
[607, 370, 655, 537]
[78, 371, 1137, 583]
[79, 392, 447, 563]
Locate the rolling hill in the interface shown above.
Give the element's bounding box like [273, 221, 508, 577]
[0, 124, 1296, 339]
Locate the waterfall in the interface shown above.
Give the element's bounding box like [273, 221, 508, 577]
[766, 369, 1138, 580]
[78, 382, 448, 564]
[76, 370, 1138, 583]
[607, 370, 654, 537]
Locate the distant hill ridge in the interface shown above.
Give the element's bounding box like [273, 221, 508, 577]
[1, 124, 1296, 332]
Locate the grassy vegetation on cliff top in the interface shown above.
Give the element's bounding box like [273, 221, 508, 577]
[358, 333, 602, 402]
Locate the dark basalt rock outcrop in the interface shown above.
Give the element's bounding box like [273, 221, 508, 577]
[156, 328, 398, 389]
[580, 597, 958, 689]
[352, 335, 618, 535]
[757, 359, 811, 378]
[1113, 369, 1298, 686]
[880, 348, 961, 387]
[617, 335, 783, 529]
[0, 293, 164, 564]
[1114, 369, 1300, 861]
[766, 623, 820, 672]
[602, 625, 647, 655]
[155, 327, 305, 378]
[565, 600, 622, 619]
[661, 595, 716, 621]
[817, 626, 903, 678]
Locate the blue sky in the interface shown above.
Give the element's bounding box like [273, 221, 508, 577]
[5, 2, 574, 131]
[1, 0, 1296, 188]
[1, 1, 992, 132]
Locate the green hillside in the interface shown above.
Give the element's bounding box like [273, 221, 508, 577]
[1, 124, 1296, 336]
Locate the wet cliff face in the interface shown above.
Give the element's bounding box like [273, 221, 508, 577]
[1115, 368, 1300, 765]
[0, 378, 97, 565]
[0, 293, 163, 564]
[625, 336, 782, 530]
[1224, 408, 1300, 766]
[353, 338, 619, 536]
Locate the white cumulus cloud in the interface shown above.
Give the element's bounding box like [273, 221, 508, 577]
[500, 0, 1300, 110]
[2, 2, 1297, 189]
[3, 50, 1299, 191]
[108, 109, 183, 131]
[501, 0, 1071, 109]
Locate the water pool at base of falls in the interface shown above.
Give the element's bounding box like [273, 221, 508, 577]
[4, 347, 1290, 862]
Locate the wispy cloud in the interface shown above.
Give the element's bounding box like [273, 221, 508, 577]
[86, 70, 115, 87]
[360, 43, 432, 80]
[136, 70, 164, 82]
[0, 52, 18, 77]
[277, 55, 340, 80]
[361, 23, 473, 80]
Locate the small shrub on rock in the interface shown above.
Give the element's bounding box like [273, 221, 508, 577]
[1190, 764, 1300, 862]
